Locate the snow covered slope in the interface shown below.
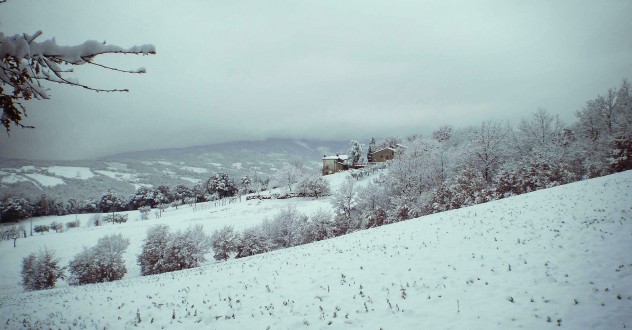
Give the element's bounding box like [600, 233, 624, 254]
[1, 171, 631, 329]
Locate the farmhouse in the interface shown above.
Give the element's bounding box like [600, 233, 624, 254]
[370, 147, 395, 163]
[322, 154, 349, 175]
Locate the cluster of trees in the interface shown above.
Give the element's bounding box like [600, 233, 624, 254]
[209, 206, 337, 261]
[21, 225, 211, 291]
[270, 162, 331, 197]
[22, 234, 129, 291]
[137, 224, 211, 276]
[335, 79, 631, 227]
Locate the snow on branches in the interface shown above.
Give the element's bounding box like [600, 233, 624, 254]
[0, 30, 155, 133]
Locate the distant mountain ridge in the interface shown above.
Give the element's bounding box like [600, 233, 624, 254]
[0, 138, 349, 201]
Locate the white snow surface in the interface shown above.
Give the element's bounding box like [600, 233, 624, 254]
[180, 166, 209, 174]
[46, 166, 94, 180]
[0, 173, 29, 184]
[23, 173, 65, 187]
[94, 170, 137, 181]
[0, 171, 631, 329]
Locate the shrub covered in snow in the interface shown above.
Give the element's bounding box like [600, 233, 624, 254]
[494, 162, 576, 198]
[138, 224, 212, 276]
[429, 169, 491, 213]
[33, 225, 50, 234]
[303, 208, 335, 242]
[89, 214, 103, 226]
[103, 213, 128, 224]
[137, 225, 171, 276]
[21, 249, 65, 291]
[67, 234, 130, 285]
[211, 226, 238, 261]
[139, 206, 151, 220]
[66, 220, 81, 229]
[236, 226, 270, 258]
[261, 206, 309, 249]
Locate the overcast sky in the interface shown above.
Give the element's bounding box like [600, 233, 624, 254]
[1, 0, 631, 160]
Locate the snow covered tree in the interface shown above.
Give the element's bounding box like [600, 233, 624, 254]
[272, 164, 303, 192]
[3, 224, 25, 247]
[493, 161, 576, 198]
[191, 183, 206, 203]
[138, 225, 171, 276]
[210, 225, 238, 261]
[261, 206, 309, 249]
[381, 138, 448, 219]
[235, 226, 270, 258]
[173, 184, 192, 204]
[68, 234, 130, 285]
[574, 79, 632, 176]
[205, 173, 237, 198]
[429, 169, 490, 213]
[355, 182, 389, 229]
[367, 137, 377, 163]
[0, 27, 155, 134]
[378, 136, 402, 149]
[98, 191, 125, 213]
[163, 225, 212, 271]
[297, 174, 330, 198]
[432, 125, 453, 142]
[610, 136, 632, 172]
[304, 208, 336, 242]
[0, 196, 33, 223]
[80, 198, 99, 213]
[462, 121, 512, 183]
[138, 224, 211, 275]
[514, 108, 566, 164]
[153, 185, 172, 205]
[21, 248, 65, 291]
[128, 187, 155, 209]
[240, 176, 252, 194]
[345, 140, 364, 166]
[139, 205, 151, 220]
[331, 177, 357, 236]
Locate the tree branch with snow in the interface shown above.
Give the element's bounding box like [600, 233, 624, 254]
[0, 30, 155, 134]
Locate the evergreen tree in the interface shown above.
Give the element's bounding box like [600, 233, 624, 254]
[367, 137, 376, 163]
[346, 140, 364, 166]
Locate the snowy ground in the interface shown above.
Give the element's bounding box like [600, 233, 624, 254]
[0, 171, 631, 329]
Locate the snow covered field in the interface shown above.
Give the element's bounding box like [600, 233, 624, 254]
[1, 171, 631, 329]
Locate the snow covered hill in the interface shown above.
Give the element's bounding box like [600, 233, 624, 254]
[0, 138, 349, 201]
[1, 171, 631, 329]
